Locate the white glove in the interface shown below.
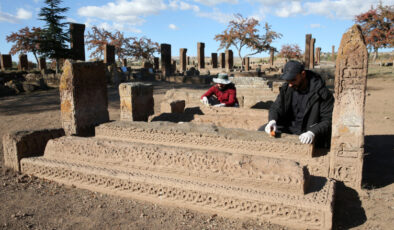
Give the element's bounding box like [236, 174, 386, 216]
[264, 120, 277, 134]
[299, 131, 315, 144]
[213, 103, 226, 107]
[201, 96, 209, 105]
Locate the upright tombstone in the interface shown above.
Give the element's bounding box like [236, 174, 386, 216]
[244, 57, 250, 71]
[104, 44, 115, 65]
[225, 49, 233, 71]
[172, 60, 177, 73]
[179, 48, 187, 72]
[1, 54, 12, 70]
[316, 47, 321, 65]
[329, 25, 368, 191]
[187, 56, 190, 65]
[161, 43, 171, 77]
[197, 42, 205, 69]
[69, 23, 85, 61]
[153, 57, 159, 71]
[269, 48, 275, 66]
[39, 57, 46, 70]
[309, 38, 315, 69]
[211, 53, 218, 68]
[122, 58, 127, 67]
[119, 82, 154, 122]
[18, 54, 28, 71]
[60, 60, 109, 136]
[332, 45, 335, 62]
[304, 34, 311, 69]
[219, 53, 225, 68]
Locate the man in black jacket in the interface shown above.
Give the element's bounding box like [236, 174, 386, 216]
[263, 60, 334, 148]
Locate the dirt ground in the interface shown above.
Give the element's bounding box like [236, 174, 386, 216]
[0, 67, 393, 230]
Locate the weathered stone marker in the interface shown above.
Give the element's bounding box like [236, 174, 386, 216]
[305, 34, 311, 69]
[1, 54, 12, 70]
[119, 82, 154, 121]
[39, 57, 46, 70]
[60, 60, 109, 136]
[172, 60, 177, 73]
[197, 42, 205, 69]
[122, 58, 127, 67]
[309, 38, 315, 69]
[244, 57, 250, 71]
[104, 44, 115, 65]
[153, 57, 159, 71]
[161, 43, 171, 77]
[219, 53, 225, 68]
[329, 25, 368, 191]
[18, 54, 28, 71]
[316, 47, 321, 65]
[225, 49, 233, 71]
[211, 53, 218, 68]
[269, 48, 275, 66]
[69, 23, 85, 61]
[180, 48, 187, 72]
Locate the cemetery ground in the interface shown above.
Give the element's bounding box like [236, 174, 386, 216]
[0, 66, 393, 230]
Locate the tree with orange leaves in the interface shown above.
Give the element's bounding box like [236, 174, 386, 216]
[129, 37, 159, 62]
[279, 44, 302, 61]
[214, 14, 282, 70]
[6, 26, 43, 64]
[355, 2, 393, 60]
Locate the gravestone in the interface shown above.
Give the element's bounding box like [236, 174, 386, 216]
[122, 58, 127, 67]
[104, 44, 115, 65]
[219, 53, 225, 68]
[244, 57, 250, 71]
[316, 47, 321, 65]
[329, 25, 368, 191]
[225, 50, 233, 71]
[180, 48, 187, 72]
[309, 38, 315, 69]
[60, 60, 109, 136]
[1, 54, 12, 70]
[269, 48, 274, 66]
[304, 34, 311, 69]
[211, 53, 218, 68]
[18, 54, 28, 71]
[197, 42, 205, 69]
[172, 60, 177, 73]
[119, 82, 154, 121]
[39, 57, 46, 70]
[161, 44, 171, 77]
[153, 57, 159, 71]
[69, 23, 85, 61]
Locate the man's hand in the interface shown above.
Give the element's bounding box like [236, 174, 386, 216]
[299, 131, 315, 144]
[213, 103, 226, 107]
[200, 96, 209, 105]
[264, 120, 277, 134]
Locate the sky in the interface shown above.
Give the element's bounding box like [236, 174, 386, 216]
[0, 0, 393, 62]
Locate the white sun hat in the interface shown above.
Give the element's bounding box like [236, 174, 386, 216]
[213, 73, 231, 84]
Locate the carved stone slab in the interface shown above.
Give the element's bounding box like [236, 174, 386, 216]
[329, 25, 368, 190]
[119, 83, 154, 121]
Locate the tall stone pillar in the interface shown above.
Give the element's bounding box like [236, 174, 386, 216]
[104, 44, 115, 65]
[219, 53, 225, 68]
[18, 54, 28, 71]
[225, 50, 233, 71]
[119, 83, 154, 122]
[244, 57, 250, 71]
[211, 53, 218, 68]
[269, 48, 275, 66]
[1, 54, 12, 70]
[153, 57, 159, 71]
[332, 45, 336, 62]
[305, 34, 311, 69]
[39, 57, 46, 70]
[309, 38, 315, 69]
[187, 56, 190, 65]
[316, 47, 321, 65]
[180, 48, 187, 72]
[160, 43, 171, 77]
[329, 25, 368, 191]
[60, 60, 109, 136]
[197, 42, 205, 69]
[172, 60, 177, 73]
[69, 23, 85, 61]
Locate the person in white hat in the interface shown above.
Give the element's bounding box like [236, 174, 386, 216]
[200, 73, 239, 107]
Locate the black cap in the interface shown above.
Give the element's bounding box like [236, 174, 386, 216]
[280, 60, 304, 81]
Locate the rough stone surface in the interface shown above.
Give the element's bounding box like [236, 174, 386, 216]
[197, 42, 205, 69]
[153, 57, 159, 71]
[3, 128, 64, 172]
[18, 54, 28, 71]
[329, 25, 368, 191]
[269, 49, 275, 66]
[161, 44, 171, 77]
[244, 57, 250, 71]
[119, 82, 154, 121]
[219, 53, 225, 68]
[211, 53, 218, 68]
[225, 50, 233, 71]
[69, 23, 85, 61]
[1, 54, 12, 70]
[104, 44, 115, 65]
[59, 60, 109, 136]
[170, 100, 185, 113]
[180, 49, 187, 72]
[316, 47, 321, 65]
[309, 38, 315, 69]
[305, 34, 311, 69]
[39, 57, 46, 70]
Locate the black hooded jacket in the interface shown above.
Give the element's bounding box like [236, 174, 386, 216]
[269, 70, 334, 148]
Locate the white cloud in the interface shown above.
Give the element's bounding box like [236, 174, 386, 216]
[169, 23, 178, 30]
[0, 7, 32, 23]
[310, 23, 323, 28]
[196, 8, 235, 23]
[275, 1, 302, 17]
[194, 0, 238, 6]
[169, 1, 200, 12]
